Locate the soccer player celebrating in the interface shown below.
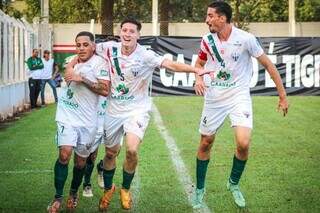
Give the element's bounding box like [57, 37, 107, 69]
[192, 1, 289, 209]
[93, 17, 210, 211]
[47, 31, 110, 212]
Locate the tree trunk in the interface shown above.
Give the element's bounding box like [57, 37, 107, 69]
[101, 0, 114, 35]
[160, 0, 169, 36]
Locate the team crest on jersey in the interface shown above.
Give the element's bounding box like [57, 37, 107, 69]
[131, 67, 139, 77]
[66, 88, 74, 99]
[116, 83, 129, 95]
[231, 52, 240, 62]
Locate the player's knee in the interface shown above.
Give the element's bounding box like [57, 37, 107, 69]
[59, 152, 71, 164]
[199, 138, 214, 153]
[89, 153, 97, 162]
[74, 161, 86, 169]
[106, 149, 117, 160]
[126, 149, 138, 162]
[236, 140, 250, 154]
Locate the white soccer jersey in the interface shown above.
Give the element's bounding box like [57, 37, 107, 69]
[55, 55, 110, 127]
[198, 26, 264, 105]
[41, 58, 54, 79]
[96, 41, 164, 117]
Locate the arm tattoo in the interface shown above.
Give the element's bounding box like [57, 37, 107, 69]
[81, 76, 106, 93]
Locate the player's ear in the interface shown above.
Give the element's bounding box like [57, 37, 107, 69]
[92, 42, 96, 51]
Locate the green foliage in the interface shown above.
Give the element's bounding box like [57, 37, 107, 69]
[1, 0, 23, 19]
[296, 0, 320, 21]
[24, 0, 40, 22]
[19, 0, 320, 23]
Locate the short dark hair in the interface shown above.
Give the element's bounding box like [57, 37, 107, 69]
[32, 48, 38, 53]
[208, 1, 232, 23]
[43, 50, 50, 54]
[120, 17, 142, 32]
[75, 31, 94, 42]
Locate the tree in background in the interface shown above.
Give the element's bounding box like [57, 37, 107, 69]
[19, 0, 320, 26]
[101, 0, 114, 35]
[160, 0, 169, 35]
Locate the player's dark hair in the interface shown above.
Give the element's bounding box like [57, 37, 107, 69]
[208, 1, 232, 23]
[75, 31, 94, 42]
[120, 17, 142, 32]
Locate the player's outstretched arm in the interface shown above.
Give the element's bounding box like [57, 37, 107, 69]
[161, 58, 211, 75]
[194, 57, 207, 96]
[257, 53, 289, 116]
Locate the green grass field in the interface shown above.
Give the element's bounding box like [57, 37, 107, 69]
[0, 96, 319, 212]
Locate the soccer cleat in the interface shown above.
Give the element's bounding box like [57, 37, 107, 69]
[66, 193, 79, 211]
[97, 160, 104, 189]
[120, 188, 132, 210]
[227, 181, 246, 208]
[47, 198, 62, 213]
[99, 184, 116, 211]
[192, 188, 205, 209]
[83, 185, 93, 197]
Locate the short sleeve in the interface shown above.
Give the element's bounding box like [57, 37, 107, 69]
[95, 58, 111, 81]
[143, 49, 165, 69]
[95, 42, 113, 59]
[247, 34, 264, 58]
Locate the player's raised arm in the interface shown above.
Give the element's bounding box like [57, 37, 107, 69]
[257, 53, 289, 116]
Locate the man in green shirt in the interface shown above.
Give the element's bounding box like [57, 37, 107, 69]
[26, 49, 43, 109]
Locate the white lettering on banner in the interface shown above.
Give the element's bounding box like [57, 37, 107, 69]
[265, 55, 277, 87]
[315, 55, 320, 87]
[159, 52, 320, 88]
[301, 55, 314, 88]
[249, 58, 259, 88]
[160, 53, 197, 87]
[283, 55, 295, 87]
[295, 55, 301, 87]
[172, 54, 188, 87]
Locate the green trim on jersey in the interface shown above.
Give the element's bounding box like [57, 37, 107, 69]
[112, 47, 122, 76]
[207, 34, 225, 67]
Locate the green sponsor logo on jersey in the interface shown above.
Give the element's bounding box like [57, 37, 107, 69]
[67, 88, 74, 99]
[101, 100, 107, 109]
[116, 83, 129, 95]
[217, 70, 231, 81]
[211, 69, 236, 88]
[100, 69, 108, 76]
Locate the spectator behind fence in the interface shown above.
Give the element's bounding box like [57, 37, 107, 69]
[40, 50, 58, 106]
[26, 49, 43, 109]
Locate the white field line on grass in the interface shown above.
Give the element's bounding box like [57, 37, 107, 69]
[0, 169, 52, 174]
[152, 102, 211, 213]
[131, 168, 140, 210]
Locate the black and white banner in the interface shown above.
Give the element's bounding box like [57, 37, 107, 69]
[96, 36, 320, 96]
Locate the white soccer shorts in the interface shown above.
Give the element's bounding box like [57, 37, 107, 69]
[55, 122, 99, 158]
[199, 99, 253, 136]
[103, 112, 150, 148]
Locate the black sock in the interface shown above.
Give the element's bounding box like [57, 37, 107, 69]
[54, 159, 68, 199]
[122, 169, 135, 190]
[196, 158, 210, 189]
[83, 158, 94, 187]
[70, 166, 85, 195]
[229, 155, 247, 185]
[103, 168, 116, 190]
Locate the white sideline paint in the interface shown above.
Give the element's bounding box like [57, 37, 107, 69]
[152, 102, 211, 213]
[131, 168, 140, 209]
[0, 169, 52, 174]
